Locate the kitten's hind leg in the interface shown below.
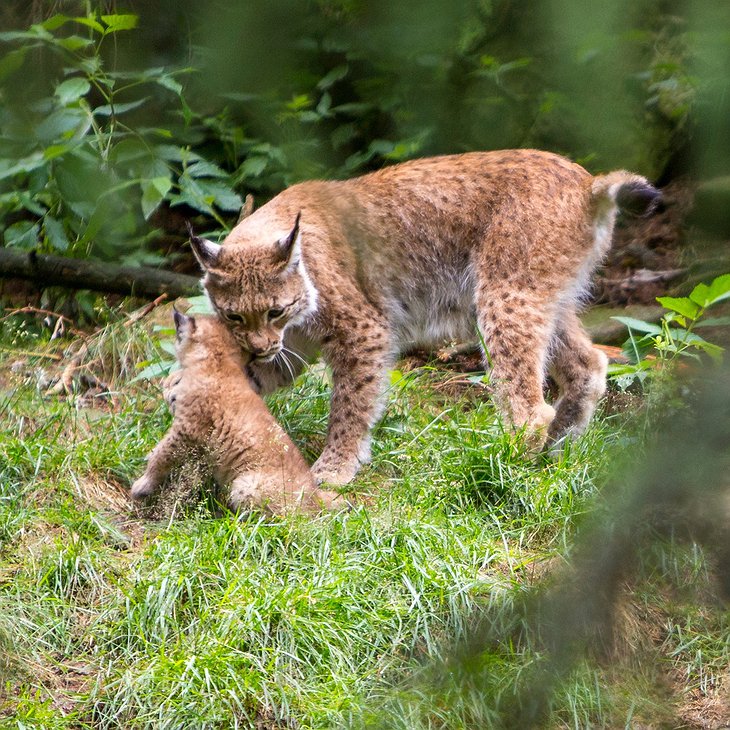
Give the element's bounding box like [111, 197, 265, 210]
[130, 430, 187, 500]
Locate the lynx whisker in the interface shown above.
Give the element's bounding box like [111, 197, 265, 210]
[276, 350, 295, 382]
[282, 345, 308, 369]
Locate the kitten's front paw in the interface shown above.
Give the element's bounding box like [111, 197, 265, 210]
[311, 456, 360, 486]
[162, 371, 183, 412]
[130, 474, 157, 501]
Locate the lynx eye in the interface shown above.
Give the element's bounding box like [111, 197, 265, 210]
[267, 307, 285, 321]
[224, 312, 244, 323]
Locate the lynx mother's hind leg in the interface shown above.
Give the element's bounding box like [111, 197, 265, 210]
[475, 279, 558, 449]
[547, 311, 608, 444]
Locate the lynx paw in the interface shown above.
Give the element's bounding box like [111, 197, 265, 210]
[311, 456, 360, 487]
[130, 474, 157, 501]
[162, 371, 183, 412]
[522, 403, 556, 452]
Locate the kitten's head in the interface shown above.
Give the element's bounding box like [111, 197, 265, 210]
[188, 213, 317, 361]
[172, 310, 250, 368]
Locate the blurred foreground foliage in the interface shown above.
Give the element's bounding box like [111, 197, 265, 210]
[0, 0, 726, 269]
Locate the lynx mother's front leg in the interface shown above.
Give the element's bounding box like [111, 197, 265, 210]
[312, 314, 392, 486]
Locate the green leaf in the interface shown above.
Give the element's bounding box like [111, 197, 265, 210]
[689, 282, 712, 307]
[170, 177, 214, 215]
[43, 216, 70, 252]
[317, 64, 349, 90]
[56, 36, 93, 52]
[18, 192, 46, 217]
[656, 296, 700, 320]
[195, 180, 242, 212]
[694, 316, 730, 328]
[100, 14, 139, 33]
[0, 47, 29, 81]
[4, 221, 40, 249]
[331, 123, 357, 149]
[610, 316, 663, 335]
[187, 295, 214, 314]
[160, 340, 177, 357]
[286, 94, 312, 111]
[72, 16, 106, 34]
[141, 176, 172, 220]
[55, 77, 91, 106]
[132, 360, 174, 382]
[41, 14, 71, 31]
[156, 75, 183, 96]
[240, 156, 268, 178]
[705, 273, 730, 307]
[93, 98, 149, 117]
[187, 160, 229, 179]
[0, 152, 46, 182]
[35, 108, 89, 143]
[390, 369, 405, 386]
[155, 145, 202, 163]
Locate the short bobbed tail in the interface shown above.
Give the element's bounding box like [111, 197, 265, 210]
[591, 171, 662, 218]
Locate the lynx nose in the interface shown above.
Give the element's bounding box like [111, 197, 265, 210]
[251, 344, 281, 362]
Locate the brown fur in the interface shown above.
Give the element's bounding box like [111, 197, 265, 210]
[188, 149, 658, 484]
[130, 313, 341, 513]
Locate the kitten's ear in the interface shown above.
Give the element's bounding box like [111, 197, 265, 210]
[187, 221, 221, 270]
[275, 212, 301, 271]
[173, 308, 195, 338]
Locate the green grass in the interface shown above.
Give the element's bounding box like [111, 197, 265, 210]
[0, 316, 728, 728]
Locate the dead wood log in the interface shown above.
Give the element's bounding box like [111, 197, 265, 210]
[0, 248, 200, 299]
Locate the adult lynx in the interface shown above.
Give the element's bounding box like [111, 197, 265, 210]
[130, 311, 340, 513]
[188, 150, 659, 485]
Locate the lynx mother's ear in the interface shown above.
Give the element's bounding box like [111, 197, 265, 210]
[186, 221, 221, 270]
[275, 212, 302, 272]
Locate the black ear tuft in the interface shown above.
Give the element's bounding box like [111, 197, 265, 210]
[275, 212, 302, 270]
[188, 222, 222, 270]
[173, 308, 195, 337]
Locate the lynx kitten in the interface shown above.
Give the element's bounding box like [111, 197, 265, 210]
[130, 311, 340, 513]
[187, 149, 659, 485]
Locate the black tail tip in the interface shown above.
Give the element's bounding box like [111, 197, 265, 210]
[617, 182, 663, 217]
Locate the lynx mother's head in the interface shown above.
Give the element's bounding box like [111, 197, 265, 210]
[188, 213, 317, 361]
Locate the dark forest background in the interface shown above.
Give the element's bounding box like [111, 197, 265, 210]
[1, 0, 728, 283]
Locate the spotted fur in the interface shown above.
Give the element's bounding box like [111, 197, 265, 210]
[188, 150, 658, 484]
[130, 313, 341, 512]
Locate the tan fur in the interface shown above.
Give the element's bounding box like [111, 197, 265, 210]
[130, 314, 341, 513]
[189, 149, 656, 484]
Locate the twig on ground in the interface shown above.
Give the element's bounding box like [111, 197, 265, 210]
[0, 347, 62, 360]
[46, 341, 91, 396]
[436, 342, 480, 362]
[0, 306, 84, 337]
[125, 293, 169, 326]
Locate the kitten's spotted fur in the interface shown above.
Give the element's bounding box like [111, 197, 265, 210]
[130, 311, 340, 513]
[188, 150, 659, 485]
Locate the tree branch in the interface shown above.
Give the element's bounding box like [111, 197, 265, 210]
[0, 248, 201, 299]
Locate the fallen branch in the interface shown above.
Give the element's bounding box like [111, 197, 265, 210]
[125, 293, 169, 326]
[0, 248, 200, 299]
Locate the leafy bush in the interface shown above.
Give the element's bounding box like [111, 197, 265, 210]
[608, 273, 730, 389]
[0, 11, 242, 264]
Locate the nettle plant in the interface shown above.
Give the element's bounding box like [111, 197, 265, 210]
[0, 12, 242, 265]
[608, 273, 730, 390]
